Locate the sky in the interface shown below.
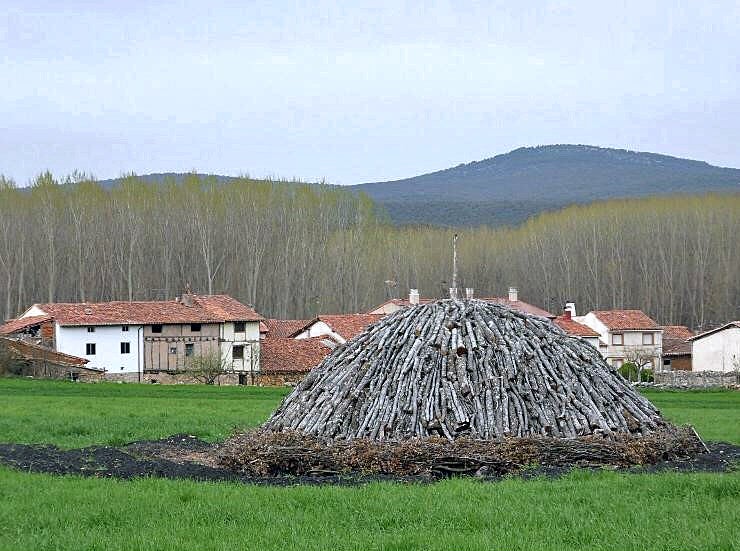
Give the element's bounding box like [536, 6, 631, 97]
[2, 1, 739, 185]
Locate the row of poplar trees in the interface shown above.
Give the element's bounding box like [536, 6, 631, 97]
[0, 172, 737, 331]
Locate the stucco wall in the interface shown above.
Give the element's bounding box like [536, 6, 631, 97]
[691, 327, 740, 372]
[56, 323, 143, 373]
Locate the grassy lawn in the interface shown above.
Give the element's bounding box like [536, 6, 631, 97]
[0, 378, 289, 448]
[0, 379, 738, 551]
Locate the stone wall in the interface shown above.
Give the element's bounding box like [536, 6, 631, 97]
[654, 370, 739, 388]
[103, 371, 248, 385]
[254, 371, 307, 386]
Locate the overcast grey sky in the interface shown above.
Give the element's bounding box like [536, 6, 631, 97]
[2, 1, 739, 185]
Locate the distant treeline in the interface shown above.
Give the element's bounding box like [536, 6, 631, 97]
[0, 172, 737, 329]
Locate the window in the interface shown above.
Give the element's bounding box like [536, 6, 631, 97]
[120, 342, 130, 354]
[185, 343, 194, 357]
[190, 323, 201, 332]
[642, 332, 654, 345]
[151, 324, 163, 334]
[87, 326, 95, 333]
[234, 321, 246, 333]
[122, 325, 129, 332]
[86, 343, 96, 355]
[233, 345, 244, 360]
[612, 333, 623, 345]
[169, 346, 177, 354]
[663, 358, 671, 366]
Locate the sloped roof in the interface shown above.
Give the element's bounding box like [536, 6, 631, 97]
[591, 310, 660, 330]
[291, 314, 383, 341]
[660, 325, 694, 356]
[191, 295, 263, 321]
[0, 315, 52, 336]
[264, 319, 311, 338]
[482, 297, 555, 319]
[688, 321, 740, 342]
[367, 297, 434, 312]
[1, 337, 93, 368]
[32, 294, 262, 326]
[554, 316, 600, 337]
[369, 296, 554, 319]
[260, 337, 332, 373]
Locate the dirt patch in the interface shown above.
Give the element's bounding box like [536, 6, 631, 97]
[0, 433, 737, 486]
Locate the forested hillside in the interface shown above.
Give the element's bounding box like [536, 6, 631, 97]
[0, 172, 737, 329]
[356, 145, 740, 226]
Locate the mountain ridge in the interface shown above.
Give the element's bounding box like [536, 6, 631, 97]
[97, 144, 740, 227]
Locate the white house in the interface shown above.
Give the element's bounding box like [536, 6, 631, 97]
[574, 309, 663, 370]
[553, 304, 601, 348]
[292, 314, 382, 344]
[4, 292, 263, 382]
[688, 321, 740, 373]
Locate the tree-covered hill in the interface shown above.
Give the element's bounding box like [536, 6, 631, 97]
[354, 145, 740, 226]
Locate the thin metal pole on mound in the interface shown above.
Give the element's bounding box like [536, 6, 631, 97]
[450, 233, 459, 300]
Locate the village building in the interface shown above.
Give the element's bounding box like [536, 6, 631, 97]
[291, 314, 383, 344]
[688, 321, 740, 373]
[0, 336, 103, 381]
[368, 287, 555, 319]
[574, 309, 663, 370]
[257, 336, 333, 386]
[660, 325, 694, 371]
[553, 306, 601, 348]
[263, 318, 311, 339]
[0, 292, 263, 383]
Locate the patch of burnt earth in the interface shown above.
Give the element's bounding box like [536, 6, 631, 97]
[124, 434, 219, 467]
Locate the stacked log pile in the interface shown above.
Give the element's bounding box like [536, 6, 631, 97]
[264, 300, 666, 440]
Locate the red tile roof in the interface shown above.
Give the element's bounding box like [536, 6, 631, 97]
[660, 325, 694, 356]
[0, 315, 53, 336]
[591, 310, 660, 330]
[367, 298, 434, 312]
[264, 319, 311, 338]
[260, 337, 332, 373]
[33, 294, 262, 326]
[1, 337, 92, 368]
[291, 314, 383, 341]
[369, 296, 554, 318]
[554, 316, 600, 337]
[482, 298, 555, 319]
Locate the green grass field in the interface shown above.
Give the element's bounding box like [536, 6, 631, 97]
[0, 379, 738, 551]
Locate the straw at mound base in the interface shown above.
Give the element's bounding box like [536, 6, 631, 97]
[264, 300, 666, 441]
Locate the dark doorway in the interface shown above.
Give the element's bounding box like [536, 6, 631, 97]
[238, 373, 246, 385]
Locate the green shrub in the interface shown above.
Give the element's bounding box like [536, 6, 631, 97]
[640, 368, 654, 383]
[619, 362, 639, 382]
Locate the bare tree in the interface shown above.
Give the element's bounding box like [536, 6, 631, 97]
[186, 351, 228, 385]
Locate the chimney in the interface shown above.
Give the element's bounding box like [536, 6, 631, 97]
[508, 287, 518, 302]
[409, 289, 420, 305]
[564, 302, 576, 318]
[182, 291, 194, 308]
[449, 287, 459, 300]
[562, 308, 571, 320]
[465, 288, 474, 300]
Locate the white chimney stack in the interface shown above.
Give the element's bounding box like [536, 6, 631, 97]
[508, 287, 518, 302]
[449, 287, 459, 300]
[465, 288, 474, 300]
[409, 289, 420, 305]
[564, 302, 576, 318]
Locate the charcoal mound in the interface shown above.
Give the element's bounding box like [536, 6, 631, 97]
[264, 299, 667, 441]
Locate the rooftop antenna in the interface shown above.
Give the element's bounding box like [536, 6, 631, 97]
[450, 234, 459, 300]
